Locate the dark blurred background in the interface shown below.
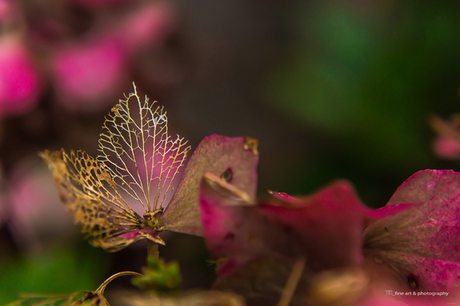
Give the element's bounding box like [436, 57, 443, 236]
[1, 0, 460, 303]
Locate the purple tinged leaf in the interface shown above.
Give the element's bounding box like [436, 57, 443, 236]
[160, 135, 259, 236]
[363, 169, 460, 291]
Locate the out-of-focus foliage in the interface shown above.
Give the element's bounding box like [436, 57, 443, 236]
[0, 245, 105, 305]
[262, 1, 460, 203]
[131, 256, 181, 292]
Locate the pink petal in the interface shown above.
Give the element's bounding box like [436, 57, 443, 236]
[268, 190, 304, 204]
[199, 173, 290, 276]
[260, 180, 375, 270]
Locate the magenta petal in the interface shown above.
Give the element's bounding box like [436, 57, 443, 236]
[367, 202, 418, 220]
[199, 172, 291, 277]
[268, 191, 304, 204]
[387, 169, 460, 208]
[260, 180, 373, 270]
[397, 256, 460, 292]
[364, 169, 460, 291]
[200, 177, 379, 276]
[119, 228, 162, 242]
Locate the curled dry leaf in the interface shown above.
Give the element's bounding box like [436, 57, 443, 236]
[41, 84, 259, 252]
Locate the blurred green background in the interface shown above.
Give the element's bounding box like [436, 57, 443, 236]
[1, 0, 460, 304]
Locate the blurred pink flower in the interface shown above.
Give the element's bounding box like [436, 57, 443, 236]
[116, 2, 176, 56]
[8, 157, 76, 251]
[432, 137, 460, 160]
[430, 114, 460, 159]
[0, 40, 44, 118]
[0, 0, 178, 114]
[51, 38, 127, 112]
[50, 2, 176, 113]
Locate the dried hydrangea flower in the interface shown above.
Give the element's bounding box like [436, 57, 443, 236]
[41, 84, 259, 253]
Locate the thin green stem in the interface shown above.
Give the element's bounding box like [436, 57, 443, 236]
[147, 240, 159, 259]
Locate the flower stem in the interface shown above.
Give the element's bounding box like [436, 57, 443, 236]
[147, 240, 159, 259]
[95, 271, 142, 295]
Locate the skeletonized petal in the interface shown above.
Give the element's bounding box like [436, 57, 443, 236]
[41, 85, 190, 251]
[40, 149, 144, 252]
[98, 84, 190, 212]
